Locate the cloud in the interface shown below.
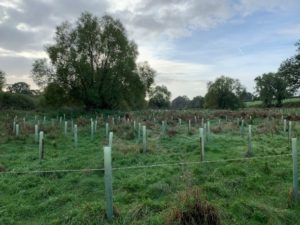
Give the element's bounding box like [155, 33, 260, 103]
[112, 0, 233, 40]
[234, 0, 300, 16]
[0, 0, 299, 97]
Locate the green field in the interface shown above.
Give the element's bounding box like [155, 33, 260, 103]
[1, 110, 300, 225]
[245, 97, 300, 108]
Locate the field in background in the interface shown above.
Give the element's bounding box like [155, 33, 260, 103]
[245, 97, 300, 108]
[1, 109, 300, 225]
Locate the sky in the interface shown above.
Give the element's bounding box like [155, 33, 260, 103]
[0, 0, 300, 99]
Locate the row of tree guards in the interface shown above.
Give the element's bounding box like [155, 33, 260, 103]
[8, 114, 299, 220]
[101, 131, 299, 221]
[11, 115, 296, 160]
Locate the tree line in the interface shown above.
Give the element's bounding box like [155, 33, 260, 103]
[0, 12, 299, 110]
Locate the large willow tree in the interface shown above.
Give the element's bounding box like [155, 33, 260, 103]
[32, 12, 151, 110]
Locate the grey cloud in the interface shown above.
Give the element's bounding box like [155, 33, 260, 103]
[0, 0, 298, 94]
[113, 0, 233, 40]
[0, 0, 109, 52]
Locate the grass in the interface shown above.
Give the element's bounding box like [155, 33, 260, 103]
[245, 97, 300, 108]
[0, 110, 300, 225]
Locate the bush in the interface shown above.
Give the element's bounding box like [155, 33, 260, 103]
[167, 188, 221, 225]
[0, 92, 36, 110]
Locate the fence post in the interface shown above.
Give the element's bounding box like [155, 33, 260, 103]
[91, 120, 94, 139]
[109, 132, 113, 147]
[105, 123, 109, 139]
[204, 123, 207, 144]
[64, 121, 68, 135]
[288, 121, 292, 142]
[200, 128, 204, 161]
[104, 146, 113, 220]
[94, 120, 97, 133]
[138, 123, 141, 142]
[247, 125, 253, 156]
[74, 124, 78, 148]
[207, 120, 210, 139]
[133, 120, 136, 131]
[15, 124, 19, 137]
[13, 119, 16, 133]
[35, 124, 39, 143]
[39, 131, 44, 160]
[143, 125, 147, 153]
[292, 138, 299, 202]
[283, 119, 287, 134]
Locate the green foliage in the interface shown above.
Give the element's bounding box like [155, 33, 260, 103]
[31, 59, 54, 89]
[137, 61, 156, 95]
[44, 83, 68, 108]
[32, 12, 151, 110]
[148, 85, 171, 109]
[7, 82, 32, 95]
[255, 73, 290, 107]
[189, 96, 204, 108]
[171, 96, 190, 109]
[0, 70, 6, 92]
[278, 41, 300, 94]
[204, 76, 245, 110]
[0, 92, 36, 110]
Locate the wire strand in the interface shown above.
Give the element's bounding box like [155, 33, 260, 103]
[0, 153, 292, 175]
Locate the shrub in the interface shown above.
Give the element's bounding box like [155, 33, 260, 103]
[167, 188, 221, 225]
[0, 92, 36, 110]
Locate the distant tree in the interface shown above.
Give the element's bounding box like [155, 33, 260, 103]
[0, 70, 6, 92]
[188, 96, 204, 108]
[148, 85, 171, 109]
[171, 95, 190, 109]
[255, 72, 290, 107]
[137, 61, 156, 95]
[7, 82, 32, 95]
[277, 40, 300, 94]
[204, 76, 245, 109]
[31, 12, 149, 110]
[240, 91, 254, 102]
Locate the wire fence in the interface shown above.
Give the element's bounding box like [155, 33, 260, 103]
[0, 153, 293, 175]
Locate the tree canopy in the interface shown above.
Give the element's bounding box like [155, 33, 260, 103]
[7, 82, 32, 95]
[32, 12, 155, 110]
[189, 96, 204, 108]
[278, 41, 300, 94]
[255, 73, 290, 107]
[137, 61, 156, 96]
[148, 85, 171, 109]
[0, 70, 6, 92]
[171, 96, 190, 109]
[204, 76, 245, 110]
